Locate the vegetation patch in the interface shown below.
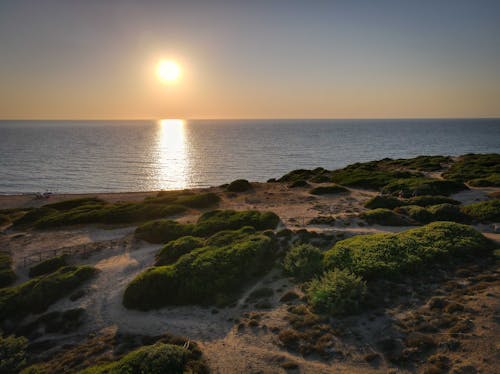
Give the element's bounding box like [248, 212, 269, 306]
[405, 195, 460, 207]
[306, 268, 367, 315]
[394, 205, 434, 224]
[29, 255, 68, 278]
[309, 184, 348, 195]
[0, 334, 28, 373]
[278, 168, 330, 183]
[364, 195, 404, 209]
[461, 199, 500, 222]
[43, 197, 106, 211]
[381, 177, 467, 197]
[324, 222, 494, 280]
[155, 236, 205, 266]
[135, 210, 279, 243]
[360, 208, 415, 226]
[0, 213, 11, 226]
[227, 179, 252, 192]
[468, 173, 500, 187]
[79, 343, 190, 374]
[124, 232, 277, 309]
[442, 153, 500, 185]
[288, 180, 310, 188]
[331, 166, 416, 190]
[0, 265, 96, 320]
[283, 244, 324, 281]
[0, 251, 16, 288]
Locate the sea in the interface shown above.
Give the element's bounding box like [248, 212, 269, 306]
[0, 118, 499, 194]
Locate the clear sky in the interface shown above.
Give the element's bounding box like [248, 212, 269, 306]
[1, 0, 499, 119]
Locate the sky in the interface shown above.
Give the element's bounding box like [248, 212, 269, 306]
[0, 0, 499, 119]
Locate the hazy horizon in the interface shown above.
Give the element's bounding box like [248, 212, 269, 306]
[1, 0, 500, 119]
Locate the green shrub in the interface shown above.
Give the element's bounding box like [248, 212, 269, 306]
[381, 177, 467, 197]
[468, 174, 500, 187]
[288, 180, 310, 188]
[123, 233, 276, 309]
[406, 195, 460, 207]
[193, 210, 279, 237]
[395, 205, 434, 224]
[278, 169, 323, 183]
[0, 334, 28, 373]
[204, 226, 256, 247]
[310, 184, 348, 195]
[323, 222, 494, 280]
[381, 155, 452, 171]
[135, 220, 194, 244]
[227, 179, 252, 192]
[283, 244, 324, 281]
[360, 208, 414, 226]
[306, 269, 367, 315]
[0, 266, 96, 320]
[12, 207, 58, 228]
[79, 343, 190, 374]
[461, 199, 500, 222]
[364, 195, 404, 209]
[330, 164, 417, 190]
[43, 197, 106, 211]
[29, 255, 68, 278]
[0, 252, 16, 288]
[155, 236, 204, 266]
[135, 210, 279, 244]
[148, 192, 220, 208]
[443, 153, 500, 184]
[426, 203, 471, 223]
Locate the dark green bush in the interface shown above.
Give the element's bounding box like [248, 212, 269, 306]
[468, 174, 500, 187]
[29, 255, 68, 278]
[79, 343, 190, 374]
[306, 268, 367, 315]
[406, 195, 460, 207]
[283, 244, 324, 281]
[381, 177, 467, 197]
[0, 214, 10, 226]
[123, 233, 277, 309]
[288, 180, 310, 188]
[135, 220, 194, 244]
[278, 169, 321, 183]
[364, 195, 404, 209]
[204, 226, 256, 247]
[381, 155, 452, 171]
[323, 222, 494, 280]
[360, 208, 415, 226]
[461, 199, 500, 222]
[155, 236, 204, 266]
[193, 210, 279, 237]
[309, 184, 348, 195]
[0, 266, 96, 320]
[0, 252, 16, 288]
[0, 334, 28, 373]
[330, 164, 417, 190]
[12, 207, 58, 228]
[394, 205, 434, 224]
[226, 179, 252, 192]
[43, 197, 106, 211]
[426, 204, 471, 223]
[148, 192, 220, 208]
[442, 153, 500, 184]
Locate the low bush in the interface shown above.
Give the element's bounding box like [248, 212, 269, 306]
[306, 268, 367, 315]
[283, 244, 324, 281]
[43, 197, 106, 211]
[364, 195, 404, 209]
[226, 179, 252, 192]
[123, 233, 277, 309]
[148, 192, 220, 209]
[360, 208, 414, 226]
[136, 210, 278, 244]
[468, 174, 500, 187]
[278, 168, 329, 183]
[381, 177, 467, 197]
[426, 203, 471, 223]
[442, 153, 500, 184]
[394, 205, 434, 224]
[0, 252, 16, 288]
[288, 180, 310, 188]
[79, 343, 190, 374]
[461, 199, 500, 222]
[323, 222, 494, 280]
[29, 255, 68, 278]
[406, 195, 460, 207]
[382, 155, 452, 172]
[0, 334, 28, 373]
[0, 266, 96, 320]
[310, 184, 348, 195]
[330, 164, 417, 190]
[0, 214, 10, 226]
[204, 226, 256, 246]
[155, 236, 204, 266]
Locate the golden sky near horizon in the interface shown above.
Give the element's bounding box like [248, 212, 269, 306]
[0, 1, 499, 120]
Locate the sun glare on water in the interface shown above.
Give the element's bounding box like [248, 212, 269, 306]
[156, 60, 181, 83]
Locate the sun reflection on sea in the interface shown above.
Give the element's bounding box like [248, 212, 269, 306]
[155, 119, 187, 190]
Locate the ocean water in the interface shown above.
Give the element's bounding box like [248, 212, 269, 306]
[0, 119, 499, 193]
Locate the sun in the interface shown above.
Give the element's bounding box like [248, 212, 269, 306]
[156, 60, 181, 83]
